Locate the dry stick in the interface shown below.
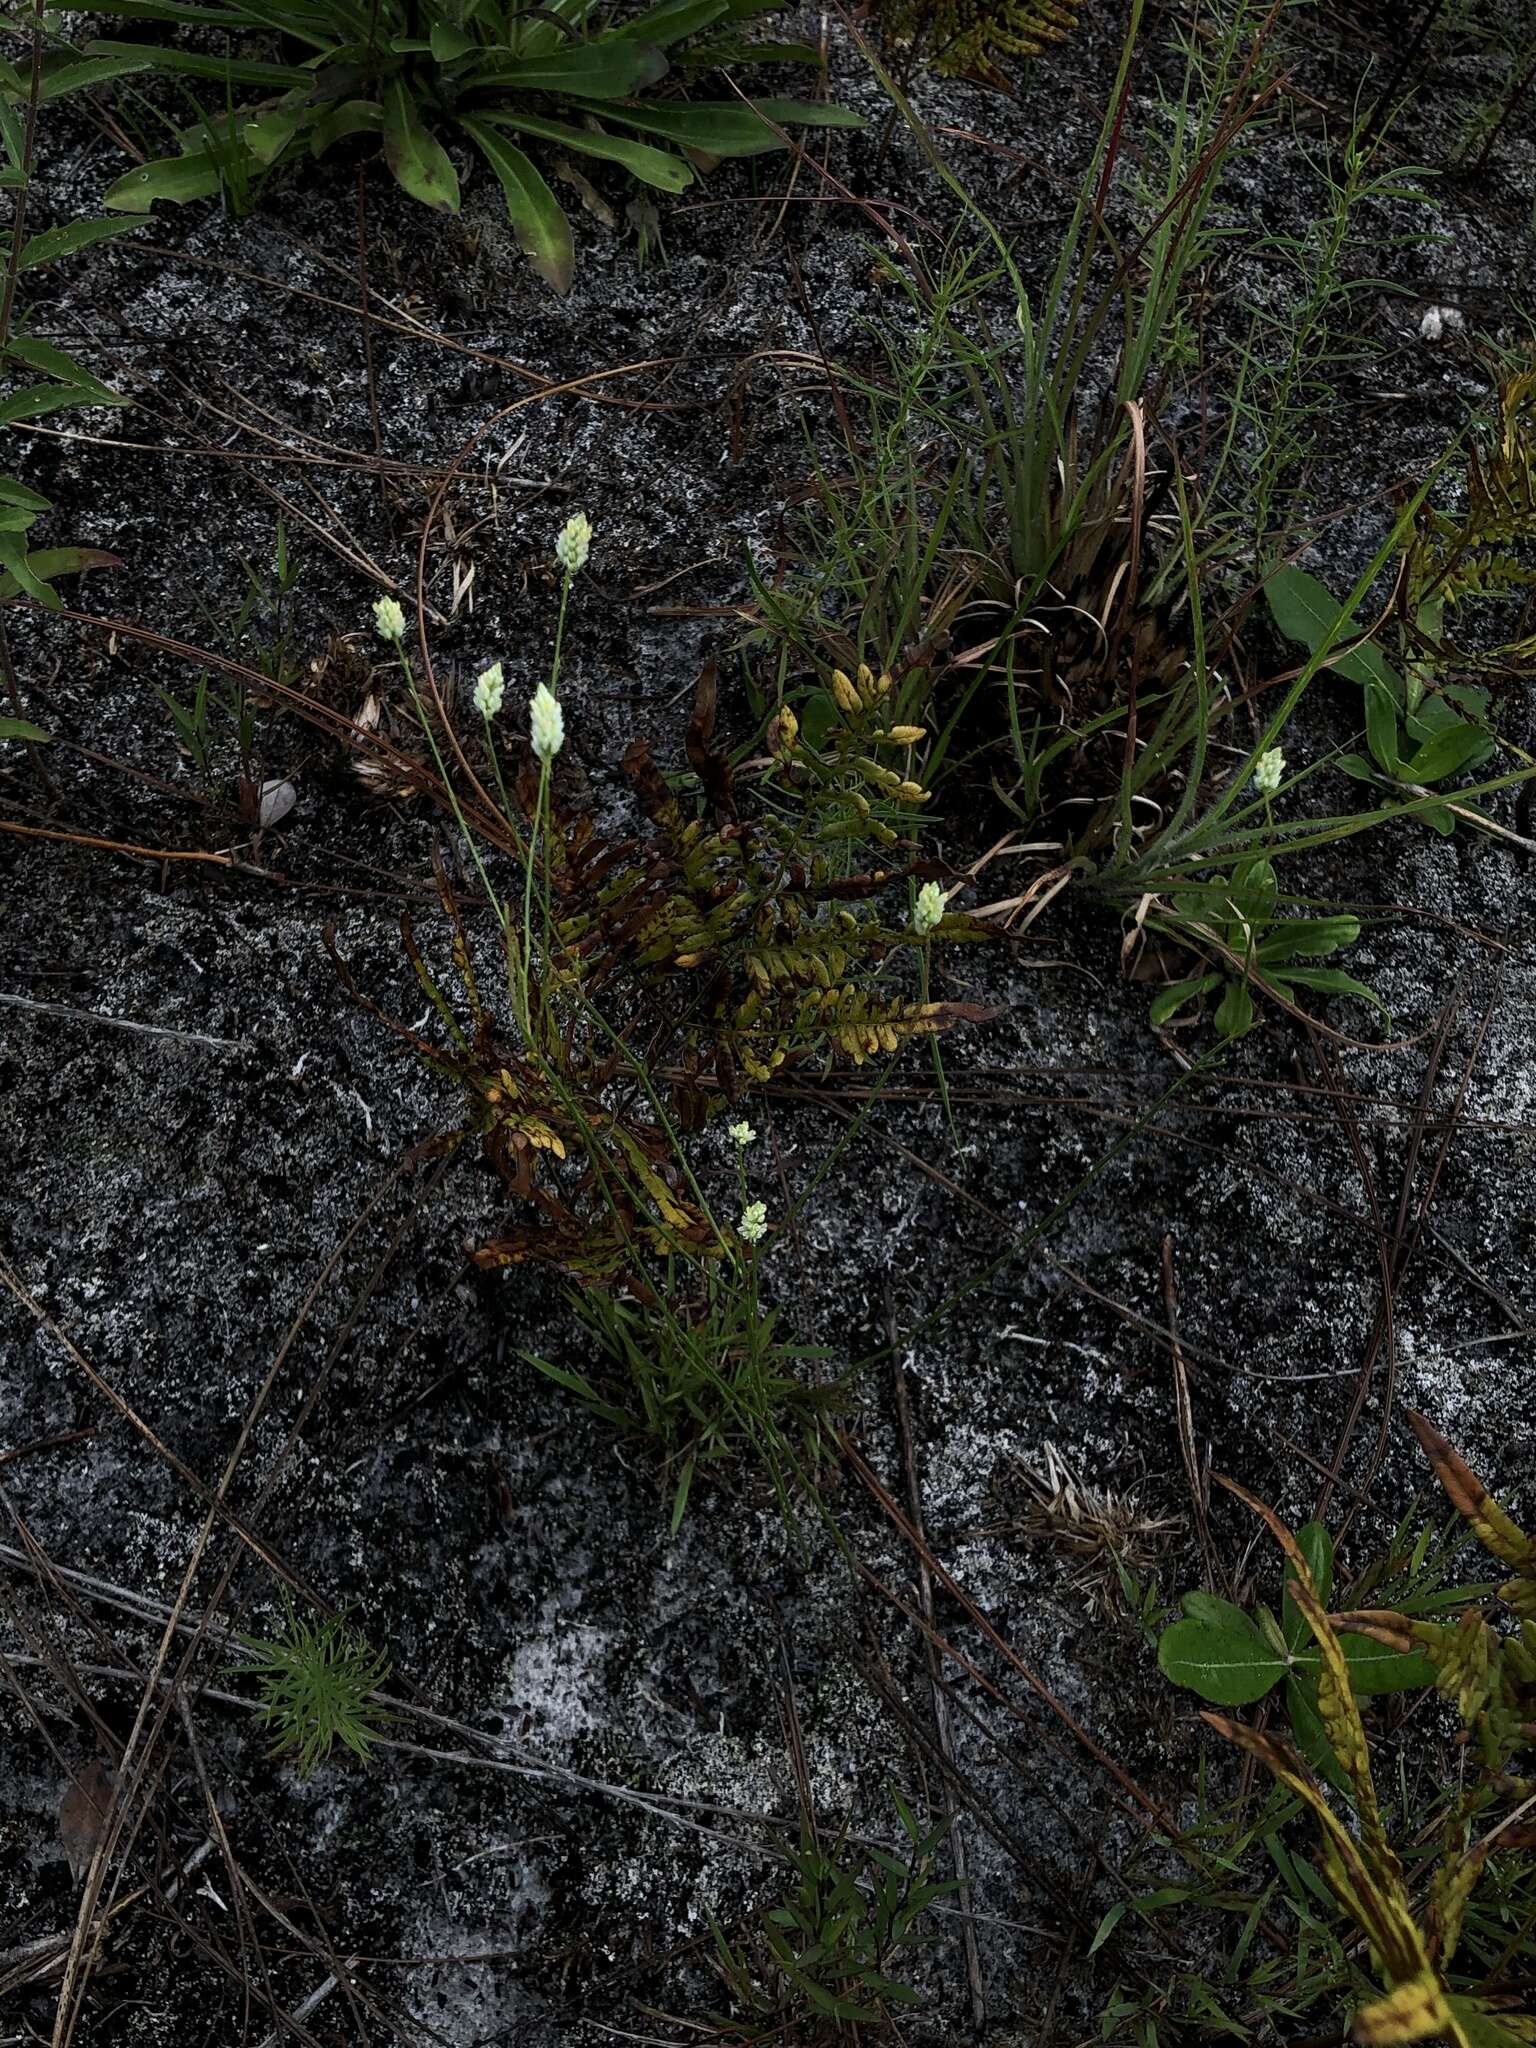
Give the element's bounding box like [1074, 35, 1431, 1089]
[175, 1695, 288, 2045]
[130, 236, 689, 415]
[885, 1284, 986, 2033]
[80, 1152, 437, 2014]
[0, 1840, 217, 2000]
[1472, 45, 1536, 172]
[1312, 974, 1498, 1536]
[254, 1966, 364, 2048]
[0, 1254, 313, 1595]
[1160, 1234, 1218, 1597]
[794, 1084, 1395, 1389]
[354, 165, 384, 484]
[158, 1153, 448, 1656]
[856, 1651, 1059, 1912]
[838, 1433, 1180, 1838]
[28, 1159, 415, 2048]
[30, 603, 499, 838]
[0, 815, 285, 871]
[0, 1486, 144, 1764]
[0, 991, 249, 1052]
[18, 413, 463, 480]
[849, 1548, 1282, 1970]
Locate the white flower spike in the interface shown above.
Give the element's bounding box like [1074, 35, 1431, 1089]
[728, 1120, 757, 1147]
[913, 880, 944, 936]
[555, 512, 592, 578]
[1253, 747, 1286, 797]
[372, 595, 406, 645]
[530, 681, 564, 762]
[474, 662, 505, 719]
[738, 1200, 768, 1245]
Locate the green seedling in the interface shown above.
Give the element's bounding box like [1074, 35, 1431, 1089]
[1159, 1522, 1437, 1792]
[1265, 563, 1495, 833]
[242, 1601, 393, 1777]
[1146, 856, 1387, 1040]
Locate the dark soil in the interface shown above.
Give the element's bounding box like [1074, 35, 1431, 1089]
[2, 2, 1535, 2043]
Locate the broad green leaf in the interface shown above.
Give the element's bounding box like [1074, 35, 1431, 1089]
[310, 100, 382, 156]
[1407, 689, 1467, 738]
[745, 96, 867, 130]
[1158, 1595, 1286, 1705]
[679, 37, 824, 62]
[5, 335, 120, 404]
[382, 79, 460, 211]
[1264, 563, 1405, 693]
[1444, 1995, 1536, 2048]
[0, 545, 121, 606]
[1274, 966, 1391, 1023]
[460, 117, 573, 293]
[1258, 916, 1361, 963]
[474, 38, 670, 98]
[1395, 722, 1491, 785]
[1147, 972, 1220, 1027]
[1214, 979, 1254, 1038]
[0, 475, 50, 513]
[1364, 677, 1403, 776]
[18, 216, 144, 269]
[474, 108, 690, 191]
[243, 105, 310, 166]
[1282, 1524, 1335, 1654]
[1284, 1674, 1352, 1794]
[1338, 1631, 1436, 1695]
[430, 22, 478, 61]
[0, 383, 114, 426]
[0, 531, 58, 607]
[612, 0, 730, 44]
[592, 96, 862, 156]
[38, 53, 156, 98]
[68, 1, 271, 20]
[84, 39, 311, 89]
[1440, 679, 1490, 721]
[0, 715, 50, 742]
[103, 150, 225, 212]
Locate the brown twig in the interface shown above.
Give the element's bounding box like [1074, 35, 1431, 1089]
[886, 1281, 986, 2032]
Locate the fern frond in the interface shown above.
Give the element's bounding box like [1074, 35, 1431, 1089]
[878, 0, 1082, 74]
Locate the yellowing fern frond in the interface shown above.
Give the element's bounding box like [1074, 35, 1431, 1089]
[877, 0, 1081, 80]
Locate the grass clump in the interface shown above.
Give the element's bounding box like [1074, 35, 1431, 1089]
[527, 1264, 845, 1531]
[706, 1795, 955, 2038]
[1130, 1421, 1536, 2048]
[24, 0, 861, 291]
[243, 1603, 393, 1778]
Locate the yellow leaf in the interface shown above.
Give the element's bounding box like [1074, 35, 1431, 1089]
[1355, 1971, 1459, 2047]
